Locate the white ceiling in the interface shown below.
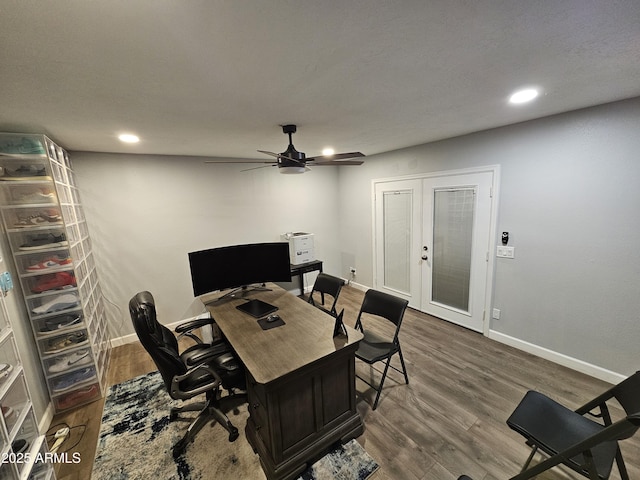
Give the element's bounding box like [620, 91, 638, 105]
[1, 1, 639, 161]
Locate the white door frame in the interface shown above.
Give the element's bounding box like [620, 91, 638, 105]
[372, 165, 500, 336]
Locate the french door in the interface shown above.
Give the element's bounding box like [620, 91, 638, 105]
[374, 169, 496, 332]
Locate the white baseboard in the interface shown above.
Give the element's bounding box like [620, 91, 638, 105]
[345, 280, 368, 292]
[488, 330, 626, 385]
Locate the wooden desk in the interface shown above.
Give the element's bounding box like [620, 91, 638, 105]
[204, 284, 363, 480]
[290, 260, 323, 296]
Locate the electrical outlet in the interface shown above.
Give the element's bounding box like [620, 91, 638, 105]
[492, 308, 501, 320]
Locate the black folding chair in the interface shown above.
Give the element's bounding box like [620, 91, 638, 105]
[354, 289, 409, 410]
[307, 272, 344, 316]
[459, 370, 640, 480]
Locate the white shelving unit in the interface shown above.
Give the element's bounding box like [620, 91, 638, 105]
[0, 133, 110, 413]
[0, 267, 54, 479]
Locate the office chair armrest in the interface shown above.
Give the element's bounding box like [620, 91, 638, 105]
[185, 341, 231, 366]
[171, 364, 222, 399]
[175, 317, 215, 344]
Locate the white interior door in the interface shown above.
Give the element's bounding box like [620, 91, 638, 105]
[421, 172, 493, 332]
[374, 179, 422, 307]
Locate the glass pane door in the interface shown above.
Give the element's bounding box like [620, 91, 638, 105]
[383, 190, 412, 293]
[432, 188, 475, 312]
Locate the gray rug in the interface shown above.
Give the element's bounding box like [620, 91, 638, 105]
[92, 371, 378, 480]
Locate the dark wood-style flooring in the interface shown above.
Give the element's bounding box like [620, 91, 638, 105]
[49, 285, 639, 480]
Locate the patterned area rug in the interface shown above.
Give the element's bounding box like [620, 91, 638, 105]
[92, 371, 379, 480]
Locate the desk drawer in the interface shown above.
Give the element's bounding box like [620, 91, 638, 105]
[247, 376, 271, 455]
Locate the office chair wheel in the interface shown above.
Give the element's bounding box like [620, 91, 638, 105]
[228, 427, 239, 442]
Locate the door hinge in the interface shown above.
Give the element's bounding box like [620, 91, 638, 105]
[486, 251, 489, 262]
[489, 187, 493, 198]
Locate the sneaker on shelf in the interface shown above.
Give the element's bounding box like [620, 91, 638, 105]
[1, 405, 15, 422]
[0, 164, 48, 181]
[0, 363, 13, 380]
[31, 272, 76, 294]
[38, 314, 82, 334]
[31, 293, 79, 315]
[14, 190, 56, 204]
[11, 439, 29, 454]
[19, 232, 67, 251]
[48, 349, 91, 373]
[0, 137, 45, 154]
[26, 255, 72, 272]
[14, 211, 61, 228]
[45, 331, 88, 354]
[52, 367, 95, 393]
[57, 384, 99, 410]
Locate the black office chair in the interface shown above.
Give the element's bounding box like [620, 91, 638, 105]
[354, 289, 409, 410]
[129, 291, 246, 458]
[458, 370, 640, 480]
[307, 272, 345, 316]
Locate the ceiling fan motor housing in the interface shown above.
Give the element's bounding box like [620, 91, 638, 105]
[279, 124, 306, 169]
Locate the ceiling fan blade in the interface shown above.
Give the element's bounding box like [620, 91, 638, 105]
[241, 164, 277, 172]
[311, 160, 365, 166]
[204, 159, 275, 164]
[306, 152, 365, 162]
[257, 150, 305, 166]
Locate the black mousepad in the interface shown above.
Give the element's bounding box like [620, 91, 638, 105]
[257, 317, 285, 330]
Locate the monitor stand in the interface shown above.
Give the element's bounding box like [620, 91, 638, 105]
[214, 284, 272, 302]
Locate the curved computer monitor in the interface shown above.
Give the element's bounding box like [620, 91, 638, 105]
[188, 242, 292, 297]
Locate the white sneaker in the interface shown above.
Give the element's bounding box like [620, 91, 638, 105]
[15, 191, 56, 204]
[32, 293, 79, 315]
[48, 349, 91, 373]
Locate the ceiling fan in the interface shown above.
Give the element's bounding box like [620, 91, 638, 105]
[206, 124, 365, 174]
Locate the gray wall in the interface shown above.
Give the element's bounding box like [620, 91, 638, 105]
[337, 97, 640, 378]
[70, 97, 640, 380]
[71, 154, 342, 338]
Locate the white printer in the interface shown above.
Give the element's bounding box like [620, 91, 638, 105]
[281, 232, 315, 265]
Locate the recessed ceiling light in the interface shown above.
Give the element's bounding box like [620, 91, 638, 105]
[322, 148, 335, 156]
[509, 88, 539, 104]
[118, 133, 140, 143]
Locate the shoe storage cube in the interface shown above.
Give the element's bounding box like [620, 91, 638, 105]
[38, 328, 88, 358]
[0, 463, 16, 480]
[0, 206, 62, 232]
[0, 183, 57, 207]
[0, 333, 20, 391]
[0, 372, 29, 439]
[32, 312, 84, 340]
[10, 248, 72, 276]
[11, 408, 37, 479]
[28, 439, 54, 479]
[54, 381, 100, 411]
[42, 346, 93, 378]
[21, 271, 76, 297]
[48, 365, 97, 397]
[6, 228, 68, 255]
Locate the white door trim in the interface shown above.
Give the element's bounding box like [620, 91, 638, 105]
[372, 165, 500, 336]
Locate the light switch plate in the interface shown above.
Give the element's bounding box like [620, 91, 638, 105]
[496, 246, 515, 258]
